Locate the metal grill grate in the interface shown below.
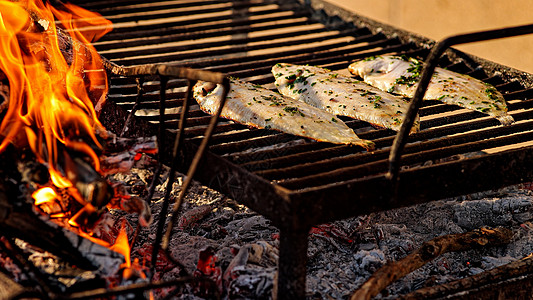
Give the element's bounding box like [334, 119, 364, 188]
[74, 0, 533, 298]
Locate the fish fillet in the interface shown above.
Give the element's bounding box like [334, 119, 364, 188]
[271, 63, 419, 133]
[348, 55, 514, 125]
[192, 78, 375, 149]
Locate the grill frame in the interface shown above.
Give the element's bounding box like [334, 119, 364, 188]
[79, 0, 533, 298]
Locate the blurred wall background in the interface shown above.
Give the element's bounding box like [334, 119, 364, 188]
[325, 0, 533, 73]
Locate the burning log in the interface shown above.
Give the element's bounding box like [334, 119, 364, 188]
[0, 153, 124, 275]
[351, 227, 513, 300]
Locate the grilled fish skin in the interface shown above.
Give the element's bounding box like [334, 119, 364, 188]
[192, 79, 375, 149]
[272, 63, 419, 133]
[348, 55, 514, 125]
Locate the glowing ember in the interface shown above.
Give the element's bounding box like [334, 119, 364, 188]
[32, 186, 67, 215]
[32, 186, 57, 205]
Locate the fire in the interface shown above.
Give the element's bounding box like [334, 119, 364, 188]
[0, 0, 111, 189]
[0, 0, 141, 280]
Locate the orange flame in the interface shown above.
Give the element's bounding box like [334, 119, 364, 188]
[0, 0, 111, 189]
[111, 221, 131, 269]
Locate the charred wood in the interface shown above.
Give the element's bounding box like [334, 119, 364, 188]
[0, 148, 125, 277]
[400, 253, 533, 299]
[0, 150, 92, 271]
[351, 227, 513, 300]
[60, 148, 113, 209]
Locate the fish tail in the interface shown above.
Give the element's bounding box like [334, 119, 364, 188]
[354, 139, 375, 151]
[496, 114, 514, 126]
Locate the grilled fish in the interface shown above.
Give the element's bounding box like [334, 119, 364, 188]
[193, 79, 374, 149]
[348, 55, 514, 125]
[271, 63, 419, 133]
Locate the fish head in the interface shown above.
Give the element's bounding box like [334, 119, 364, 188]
[349, 55, 410, 78]
[193, 80, 218, 97]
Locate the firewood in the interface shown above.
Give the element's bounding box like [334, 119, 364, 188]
[0, 150, 125, 275]
[399, 253, 533, 299]
[350, 227, 513, 300]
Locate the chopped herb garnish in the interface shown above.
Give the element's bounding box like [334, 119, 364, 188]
[285, 74, 297, 81]
[485, 87, 500, 100]
[394, 60, 423, 87]
[283, 106, 305, 117]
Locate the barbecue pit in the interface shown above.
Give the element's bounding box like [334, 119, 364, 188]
[4, 0, 533, 299]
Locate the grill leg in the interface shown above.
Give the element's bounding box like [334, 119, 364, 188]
[275, 226, 309, 300]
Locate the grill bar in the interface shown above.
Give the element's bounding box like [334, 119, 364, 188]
[98, 9, 307, 43]
[94, 0, 288, 23]
[99, 17, 314, 54]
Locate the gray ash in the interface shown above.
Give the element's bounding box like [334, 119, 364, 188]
[108, 158, 533, 299]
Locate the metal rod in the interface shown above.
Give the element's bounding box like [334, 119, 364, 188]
[150, 79, 194, 275]
[158, 76, 169, 151]
[387, 23, 533, 187]
[106, 26, 326, 60]
[149, 75, 171, 277]
[114, 28, 360, 65]
[100, 11, 310, 49]
[161, 77, 231, 251]
[106, 63, 227, 85]
[120, 76, 144, 137]
[62, 277, 198, 300]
